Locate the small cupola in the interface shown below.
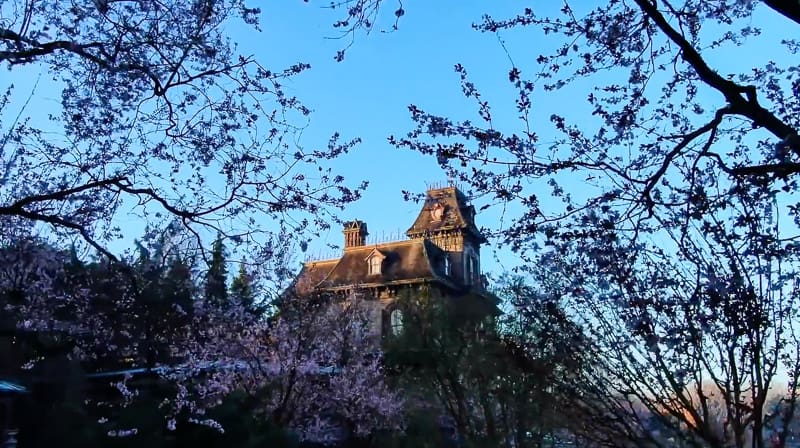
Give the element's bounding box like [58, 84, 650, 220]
[343, 220, 368, 250]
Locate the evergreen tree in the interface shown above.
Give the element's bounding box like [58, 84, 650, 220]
[230, 263, 256, 313]
[166, 257, 194, 317]
[101, 238, 198, 369]
[204, 236, 228, 308]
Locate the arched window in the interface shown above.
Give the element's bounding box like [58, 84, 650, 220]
[443, 255, 451, 275]
[390, 309, 404, 336]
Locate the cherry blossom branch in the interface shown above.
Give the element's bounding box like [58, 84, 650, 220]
[633, 0, 800, 156]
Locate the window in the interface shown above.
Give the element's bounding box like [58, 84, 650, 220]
[464, 253, 479, 286]
[366, 249, 385, 275]
[390, 309, 404, 336]
[368, 256, 382, 275]
[443, 255, 451, 275]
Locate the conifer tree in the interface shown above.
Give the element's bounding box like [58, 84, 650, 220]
[204, 236, 228, 308]
[230, 263, 256, 313]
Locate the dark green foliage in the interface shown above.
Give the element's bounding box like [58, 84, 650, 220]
[494, 277, 594, 447]
[173, 392, 299, 448]
[370, 409, 456, 448]
[15, 358, 96, 448]
[14, 384, 299, 448]
[230, 263, 259, 314]
[0, 241, 83, 382]
[384, 286, 585, 448]
[0, 234, 597, 447]
[204, 236, 228, 308]
[80, 248, 196, 370]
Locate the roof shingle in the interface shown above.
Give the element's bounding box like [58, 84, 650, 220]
[315, 239, 446, 289]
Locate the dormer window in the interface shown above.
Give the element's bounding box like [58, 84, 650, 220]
[365, 249, 386, 276]
[369, 256, 382, 275]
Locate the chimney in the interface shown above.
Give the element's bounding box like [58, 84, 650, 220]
[343, 220, 368, 250]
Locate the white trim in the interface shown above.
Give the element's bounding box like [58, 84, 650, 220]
[364, 248, 386, 275]
[368, 255, 382, 275]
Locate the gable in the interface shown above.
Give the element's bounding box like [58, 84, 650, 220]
[364, 248, 387, 262]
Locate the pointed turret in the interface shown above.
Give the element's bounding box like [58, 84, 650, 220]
[406, 186, 484, 287]
[405, 186, 485, 242]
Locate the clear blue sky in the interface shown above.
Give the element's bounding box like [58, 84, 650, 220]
[246, 1, 793, 276]
[1, 1, 551, 276]
[2, 1, 793, 279]
[245, 1, 571, 275]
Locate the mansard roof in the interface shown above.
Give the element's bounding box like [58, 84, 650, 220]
[295, 239, 454, 292]
[406, 186, 485, 242]
[294, 258, 339, 294]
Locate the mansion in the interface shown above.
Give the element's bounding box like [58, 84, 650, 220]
[293, 185, 498, 337]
